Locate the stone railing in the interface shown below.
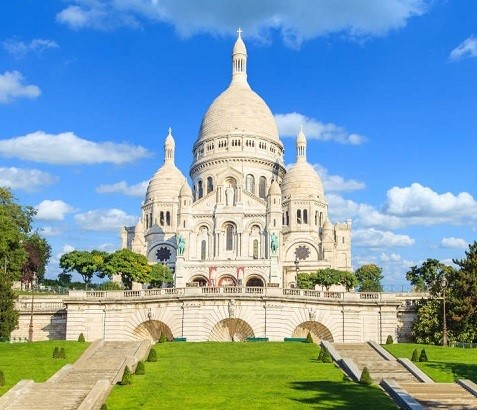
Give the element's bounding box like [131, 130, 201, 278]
[67, 287, 408, 303]
[15, 299, 66, 312]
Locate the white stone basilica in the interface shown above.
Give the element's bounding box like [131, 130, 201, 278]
[121, 32, 352, 288]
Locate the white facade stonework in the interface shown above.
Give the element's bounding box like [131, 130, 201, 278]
[121, 33, 352, 288]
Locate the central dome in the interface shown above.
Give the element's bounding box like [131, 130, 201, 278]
[198, 81, 279, 142]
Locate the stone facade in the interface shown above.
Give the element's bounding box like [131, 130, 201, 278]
[121, 32, 352, 288]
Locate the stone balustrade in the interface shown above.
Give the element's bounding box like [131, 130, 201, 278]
[67, 287, 409, 303]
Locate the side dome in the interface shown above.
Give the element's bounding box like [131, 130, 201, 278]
[281, 128, 325, 200]
[281, 162, 324, 200]
[145, 129, 186, 202]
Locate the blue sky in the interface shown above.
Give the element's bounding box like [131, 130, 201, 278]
[1, 1, 476, 289]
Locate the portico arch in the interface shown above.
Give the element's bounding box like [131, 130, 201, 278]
[133, 320, 173, 342]
[245, 275, 265, 287]
[218, 275, 237, 286]
[292, 321, 333, 343]
[209, 318, 254, 341]
[190, 275, 208, 286]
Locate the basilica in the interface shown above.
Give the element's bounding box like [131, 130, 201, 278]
[121, 32, 352, 288]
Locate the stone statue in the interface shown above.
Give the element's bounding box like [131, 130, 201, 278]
[177, 235, 186, 256]
[225, 186, 235, 206]
[308, 308, 316, 322]
[270, 232, 279, 255]
[228, 299, 236, 318]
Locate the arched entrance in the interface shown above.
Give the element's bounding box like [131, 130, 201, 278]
[292, 321, 333, 343]
[190, 275, 208, 287]
[245, 276, 265, 287]
[133, 320, 173, 342]
[209, 318, 254, 341]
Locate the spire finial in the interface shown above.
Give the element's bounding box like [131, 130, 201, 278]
[168, 127, 172, 136]
[237, 27, 242, 38]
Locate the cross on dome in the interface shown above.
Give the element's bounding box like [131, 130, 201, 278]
[237, 27, 242, 38]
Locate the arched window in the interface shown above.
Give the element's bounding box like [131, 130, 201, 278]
[315, 211, 318, 225]
[166, 211, 171, 226]
[297, 209, 302, 224]
[226, 224, 234, 251]
[198, 180, 203, 199]
[201, 240, 207, 261]
[319, 212, 323, 227]
[286, 211, 289, 226]
[303, 209, 308, 224]
[246, 174, 255, 193]
[253, 239, 259, 259]
[160, 211, 165, 226]
[207, 176, 213, 193]
[259, 176, 266, 199]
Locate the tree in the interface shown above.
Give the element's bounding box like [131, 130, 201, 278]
[297, 272, 317, 289]
[314, 268, 342, 290]
[339, 271, 358, 291]
[102, 249, 152, 290]
[406, 258, 454, 294]
[412, 298, 442, 344]
[21, 233, 51, 287]
[355, 264, 383, 292]
[448, 241, 477, 343]
[359, 367, 373, 385]
[59, 250, 108, 287]
[149, 263, 173, 288]
[0, 187, 35, 340]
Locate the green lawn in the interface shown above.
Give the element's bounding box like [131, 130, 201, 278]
[384, 343, 477, 383]
[0, 341, 89, 395]
[107, 343, 397, 409]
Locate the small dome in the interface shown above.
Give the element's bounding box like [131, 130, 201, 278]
[145, 163, 186, 203]
[233, 35, 246, 55]
[179, 181, 192, 197]
[281, 162, 324, 200]
[297, 127, 306, 144]
[268, 179, 281, 195]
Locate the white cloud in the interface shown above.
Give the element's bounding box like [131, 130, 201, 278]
[39, 226, 62, 237]
[449, 36, 477, 61]
[353, 228, 414, 248]
[3, 38, 59, 58]
[384, 183, 477, 221]
[441, 237, 468, 249]
[74, 209, 138, 231]
[0, 131, 151, 165]
[0, 167, 58, 191]
[96, 180, 148, 197]
[56, 0, 428, 46]
[0, 71, 41, 103]
[36, 200, 75, 221]
[312, 164, 365, 192]
[275, 112, 366, 145]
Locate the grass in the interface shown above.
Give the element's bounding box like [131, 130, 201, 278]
[384, 343, 477, 383]
[107, 343, 397, 409]
[0, 341, 89, 395]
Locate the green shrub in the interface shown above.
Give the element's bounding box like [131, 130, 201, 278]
[135, 361, 145, 375]
[159, 332, 167, 343]
[359, 367, 373, 385]
[385, 335, 393, 345]
[321, 348, 333, 363]
[118, 366, 133, 385]
[419, 349, 428, 362]
[147, 348, 158, 362]
[78, 333, 86, 342]
[305, 332, 313, 343]
[411, 349, 419, 362]
[317, 347, 324, 362]
[100, 404, 107, 410]
[0, 369, 5, 386]
[59, 347, 66, 359]
[52, 347, 60, 358]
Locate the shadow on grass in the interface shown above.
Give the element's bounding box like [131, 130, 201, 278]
[424, 362, 477, 382]
[289, 380, 397, 409]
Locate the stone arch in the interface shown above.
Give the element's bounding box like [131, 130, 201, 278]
[132, 320, 173, 342]
[209, 318, 254, 341]
[292, 321, 334, 343]
[245, 275, 265, 287]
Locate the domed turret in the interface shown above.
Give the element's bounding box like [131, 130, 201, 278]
[145, 128, 186, 202]
[281, 129, 325, 200]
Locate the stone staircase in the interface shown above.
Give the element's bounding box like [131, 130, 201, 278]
[332, 342, 419, 383]
[0, 339, 151, 410]
[327, 342, 477, 409]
